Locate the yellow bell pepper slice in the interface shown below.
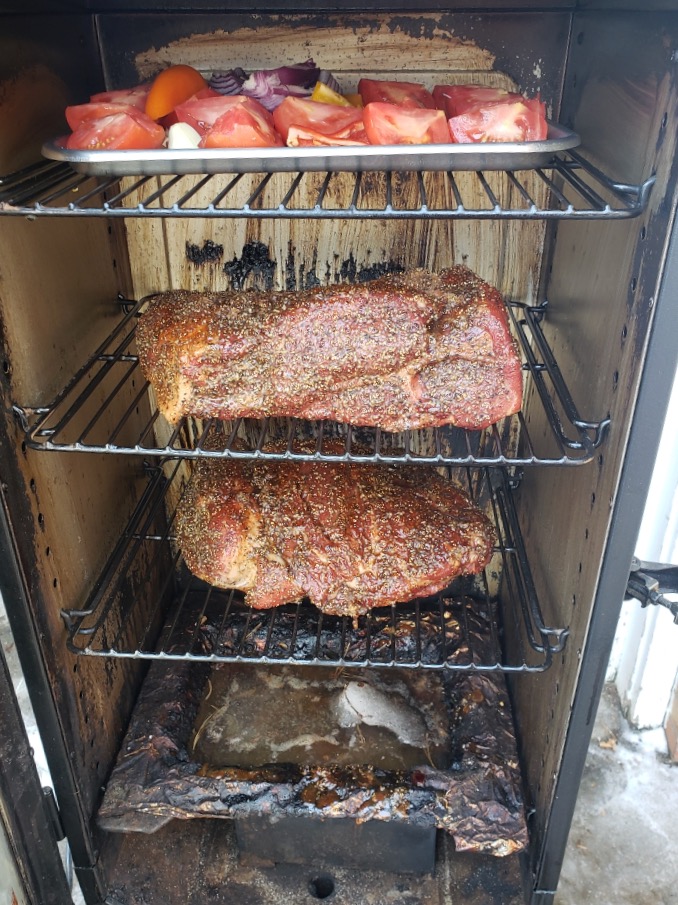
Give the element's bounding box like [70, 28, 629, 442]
[311, 82, 353, 107]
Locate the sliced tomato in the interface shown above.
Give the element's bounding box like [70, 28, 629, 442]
[200, 97, 283, 148]
[159, 87, 222, 129]
[174, 95, 251, 135]
[358, 78, 435, 110]
[145, 64, 207, 121]
[432, 84, 519, 117]
[447, 98, 548, 143]
[65, 102, 140, 131]
[192, 87, 222, 99]
[89, 84, 150, 109]
[273, 97, 367, 146]
[363, 103, 450, 145]
[65, 109, 165, 151]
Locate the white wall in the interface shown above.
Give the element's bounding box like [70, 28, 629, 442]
[608, 364, 678, 729]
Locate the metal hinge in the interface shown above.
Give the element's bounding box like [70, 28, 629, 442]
[626, 557, 678, 623]
[42, 786, 66, 841]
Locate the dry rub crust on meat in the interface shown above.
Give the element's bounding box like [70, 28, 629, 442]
[175, 452, 496, 620]
[136, 266, 523, 432]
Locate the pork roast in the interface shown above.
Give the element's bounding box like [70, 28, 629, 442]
[175, 455, 495, 619]
[136, 266, 523, 432]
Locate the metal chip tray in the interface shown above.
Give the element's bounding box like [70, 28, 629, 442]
[61, 462, 567, 671]
[16, 296, 609, 467]
[42, 124, 579, 176]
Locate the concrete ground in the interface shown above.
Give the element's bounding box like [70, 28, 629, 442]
[2, 595, 677, 904]
[557, 683, 678, 905]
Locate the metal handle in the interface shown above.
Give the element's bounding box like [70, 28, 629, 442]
[626, 557, 678, 624]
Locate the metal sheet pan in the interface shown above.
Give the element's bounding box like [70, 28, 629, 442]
[42, 123, 579, 176]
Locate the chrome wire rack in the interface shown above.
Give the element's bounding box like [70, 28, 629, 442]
[16, 296, 609, 467]
[0, 151, 654, 219]
[61, 461, 567, 671]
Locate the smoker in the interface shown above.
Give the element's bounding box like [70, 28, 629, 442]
[1, 4, 677, 904]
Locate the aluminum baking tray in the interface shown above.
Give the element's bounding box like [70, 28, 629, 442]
[42, 123, 579, 176]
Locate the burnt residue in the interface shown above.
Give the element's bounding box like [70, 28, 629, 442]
[223, 241, 276, 291]
[283, 245, 297, 291]
[359, 261, 406, 283]
[198, 592, 493, 667]
[338, 256, 358, 284]
[300, 256, 321, 290]
[282, 246, 404, 291]
[338, 254, 405, 284]
[97, 600, 527, 857]
[185, 240, 224, 266]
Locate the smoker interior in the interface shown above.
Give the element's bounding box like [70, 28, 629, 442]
[0, 6, 676, 905]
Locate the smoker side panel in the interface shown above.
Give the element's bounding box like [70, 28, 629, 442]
[0, 15, 166, 900]
[507, 12, 678, 901]
[0, 14, 102, 174]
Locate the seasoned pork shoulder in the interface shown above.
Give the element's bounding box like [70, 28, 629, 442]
[136, 266, 522, 431]
[176, 455, 495, 619]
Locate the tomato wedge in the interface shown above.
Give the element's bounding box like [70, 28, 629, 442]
[447, 98, 547, 143]
[273, 97, 367, 146]
[89, 85, 150, 110]
[145, 64, 207, 121]
[65, 109, 165, 150]
[174, 94, 255, 135]
[159, 87, 221, 129]
[66, 102, 140, 131]
[363, 103, 450, 145]
[199, 97, 282, 148]
[432, 84, 520, 117]
[358, 78, 436, 110]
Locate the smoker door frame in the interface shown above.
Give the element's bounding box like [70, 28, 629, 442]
[531, 210, 678, 905]
[0, 481, 107, 904]
[0, 531, 74, 905]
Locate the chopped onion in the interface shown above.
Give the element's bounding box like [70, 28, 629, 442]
[167, 122, 201, 149]
[209, 68, 247, 96]
[269, 60, 319, 87]
[240, 60, 320, 111]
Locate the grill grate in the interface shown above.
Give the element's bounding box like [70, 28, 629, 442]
[61, 461, 567, 671]
[0, 152, 653, 219]
[18, 297, 609, 466]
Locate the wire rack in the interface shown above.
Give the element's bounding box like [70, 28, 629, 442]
[17, 296, 609, 466]
[61, 461, 567, 671]
[0, 152, 653, 219]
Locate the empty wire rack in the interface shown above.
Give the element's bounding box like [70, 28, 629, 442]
[0, 152, 654, 219]
[16, 296, 609, 467]
[60, 460, 567, 671]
